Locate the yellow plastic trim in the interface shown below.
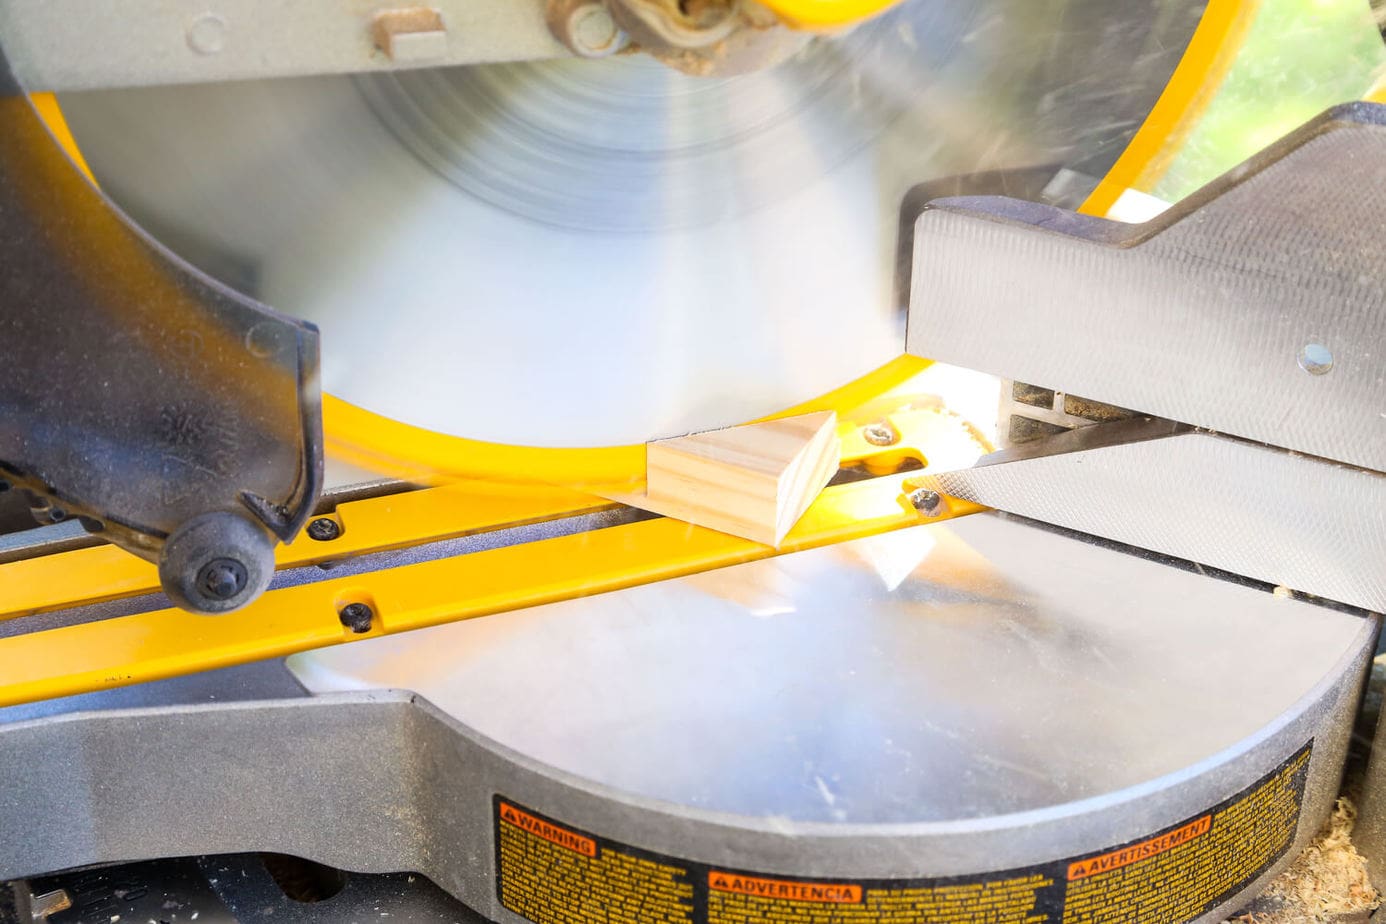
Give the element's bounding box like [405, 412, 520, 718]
[1080, 0, 1256, 217]
[759, 0, 904, 29]
[325, 353, 930, 489]
[0, 476, 982, 707]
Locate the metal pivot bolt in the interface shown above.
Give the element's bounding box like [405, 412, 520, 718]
[158, 511, 276, 614]
[339, 602, 375, 634]
[547, 0, 628, 58]
[307, 517, 342, 541]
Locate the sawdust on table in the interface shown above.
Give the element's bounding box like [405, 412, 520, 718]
[1224, 797, 1379, 924]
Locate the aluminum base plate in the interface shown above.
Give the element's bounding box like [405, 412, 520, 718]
[0, 514, 1374, 924]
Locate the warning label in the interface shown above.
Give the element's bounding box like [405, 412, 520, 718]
[706, 872, 1053, 924]
[1067, 816, 1212, 880]
[495, 800, 694, 924]
[499, 802, 599, 858]
[493, 741, 1312, 924]
[709, 872, 862, 904]
[1060, 744, 1311, 924]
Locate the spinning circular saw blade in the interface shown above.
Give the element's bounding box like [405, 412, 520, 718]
[54, 0, 1203, 455]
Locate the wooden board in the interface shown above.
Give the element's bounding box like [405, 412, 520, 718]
[627, 411, 840, 547]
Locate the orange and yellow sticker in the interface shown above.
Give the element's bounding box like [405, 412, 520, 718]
[492, 742, 1313, 924]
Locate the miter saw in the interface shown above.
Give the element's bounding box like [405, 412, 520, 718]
[1, 0, 1386, 922]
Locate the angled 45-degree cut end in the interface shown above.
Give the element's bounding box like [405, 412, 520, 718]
[644, 411, 840, 546]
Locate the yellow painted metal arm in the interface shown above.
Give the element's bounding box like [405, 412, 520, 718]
[0, 402, 987, 706]
[0, 475, 981, 708]
[0, 484, 612, 620]
[0, 403, 976, 621]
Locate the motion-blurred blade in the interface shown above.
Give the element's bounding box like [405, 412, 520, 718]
[54, 0, 1204, 447]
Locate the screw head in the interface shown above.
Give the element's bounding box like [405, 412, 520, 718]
[30, 503, 66, 526]
[160, 512, 275, 614]
[1298, 342, 1334, 376]
[197, 558, 249, 600]
[307, 517, 342, 541]
[339, 602, 374, 634]
[567, 3, 626, 57]
[186, 13, 227, 55]
[862, 421, 899, 447]
[908, 488, 943, 516]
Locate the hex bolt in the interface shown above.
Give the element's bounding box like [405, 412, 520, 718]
[862, 421, 899, 447]
[908, 488, 944, 517]
[307, 517, 342, 541]
[339, 602, 375, 634]
[197, 557, 249, 600]
[571, 3, 625, 56]
[548, 0, 628, 58]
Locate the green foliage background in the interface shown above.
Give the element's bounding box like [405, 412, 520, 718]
[1153, 0, 1385, 202]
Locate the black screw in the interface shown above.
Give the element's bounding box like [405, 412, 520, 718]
[908, 488, 944, 516]
[197, 558, 248, 600]
[339, 602, 374, 634]
[0, 479, 9, 492]
[29, 503, 66, 526]
[307, 517, 342, 541]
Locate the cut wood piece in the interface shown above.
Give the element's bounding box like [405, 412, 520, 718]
[641, 411, 840, 547]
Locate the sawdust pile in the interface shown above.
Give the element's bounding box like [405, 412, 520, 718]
[1225, 798, 1379, 924]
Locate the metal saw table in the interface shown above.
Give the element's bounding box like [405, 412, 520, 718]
[1, 514, 1375, 923]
